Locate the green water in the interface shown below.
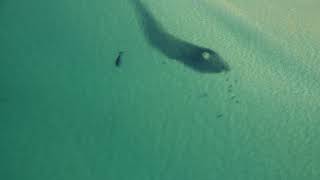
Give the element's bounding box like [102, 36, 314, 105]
[1, 0, 319, 179]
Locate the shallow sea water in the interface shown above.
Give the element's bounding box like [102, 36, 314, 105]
[1, 0, 319, 179]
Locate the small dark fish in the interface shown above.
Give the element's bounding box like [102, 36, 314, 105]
[115, 51, 124, 67]
[230, 95, 236, 100]
[216, 114, 223, 118]
[235, 100, 240, 104]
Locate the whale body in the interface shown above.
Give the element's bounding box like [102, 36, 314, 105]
[131, 0, 230, 73]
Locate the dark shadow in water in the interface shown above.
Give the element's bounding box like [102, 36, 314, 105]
[131, 0, 230, 73]
[115, 51, 124, 67]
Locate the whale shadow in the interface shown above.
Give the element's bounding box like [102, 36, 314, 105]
[130, 0, 230, 73]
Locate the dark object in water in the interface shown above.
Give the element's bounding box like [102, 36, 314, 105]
[230, 95, 236, 100]
[131, 0, 230, 73]
[216, 114, 223, 118]
[199, 92, 209, 98]
[115, 51, 124, 67]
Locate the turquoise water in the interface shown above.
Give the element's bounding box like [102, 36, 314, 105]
[1, 0, 320, 179]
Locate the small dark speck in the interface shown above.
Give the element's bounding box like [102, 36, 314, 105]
[199, 93, 208, 98]
[235, 100, 240, 104]
[228, 84, 232, 88]
[228, 89, 232, 93]
[216, 114, 223, 118]
[231, 95, 236, 100]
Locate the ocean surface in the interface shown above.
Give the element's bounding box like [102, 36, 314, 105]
[1, 0, 320, 179]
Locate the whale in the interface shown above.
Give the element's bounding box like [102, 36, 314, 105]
[131, 0, 230, 73]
